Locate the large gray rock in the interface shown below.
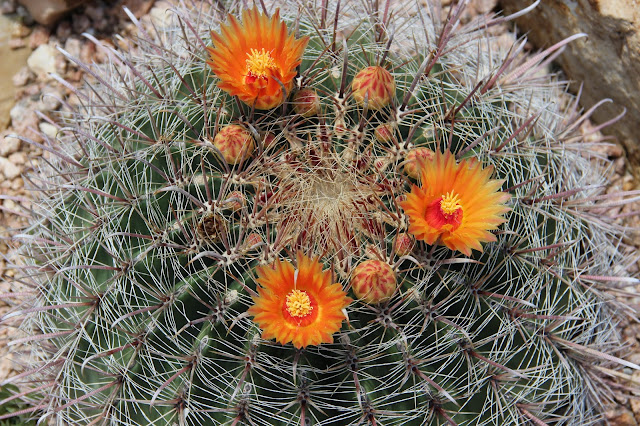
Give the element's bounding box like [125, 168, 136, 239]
[500, 0, 640, 171]
[18, 0, 88, 26]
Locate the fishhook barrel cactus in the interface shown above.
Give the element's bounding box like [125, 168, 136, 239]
[2, 0, 639, 424]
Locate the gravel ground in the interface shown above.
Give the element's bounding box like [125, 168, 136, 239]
[0, 0, 638, 423]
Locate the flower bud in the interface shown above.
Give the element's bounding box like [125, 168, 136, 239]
[404, 147, 435, 179]
[374, 123, 395, 143]
[351, 66, 395, 110]
[213, 125, 255, 165]
[263, 132, 276, 149]
[394, 233, 414, 257]
[224, 191, 245, 212]
[350, 259, 396, 304]
[292, 88, 321, 117]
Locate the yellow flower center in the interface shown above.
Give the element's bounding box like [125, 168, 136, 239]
[440, 191, 462, 216]
[246, 48, 276, 78]
[285, 289, 313, 317]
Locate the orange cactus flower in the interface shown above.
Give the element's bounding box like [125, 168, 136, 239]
[248, 253, 351, 349]
[400, 150, 510, 256]
[207, 8, 309, 110]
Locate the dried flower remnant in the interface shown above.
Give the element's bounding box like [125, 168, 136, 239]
[400, 151, 510, 256]
[207, 7, 309, 110]
[248, 253, 351, 349]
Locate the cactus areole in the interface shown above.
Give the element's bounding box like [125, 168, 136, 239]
[6, 1, 638, 425]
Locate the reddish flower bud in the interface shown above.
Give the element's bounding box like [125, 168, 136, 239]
[350, 259, 396, 304]
[292, 88, 321, 117]
[224, 191, 245, 212]
[404, 147, 435, 179]
[394, 233, 414, 257]
[351, 66, 395, 110]
[374, 123, 395, 143]
[263, 132, 276, 149]
[213, 125, 255, 165]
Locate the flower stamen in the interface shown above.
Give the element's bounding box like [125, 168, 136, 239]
[246, 48, 276, 78]
[440, 191, 462, 217]
[286, 289, 313, 317]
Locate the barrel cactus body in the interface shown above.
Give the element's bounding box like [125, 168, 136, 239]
[5, 1, 638, 425]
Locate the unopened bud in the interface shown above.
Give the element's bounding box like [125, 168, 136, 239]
[243, 232, 263, 251]
[394, 233, 414, 257]
[374, 123, 395, 143]
[224, 191, 245, 212]
[350, 259, 397, 304]
[292, 88, 321, 117]
[404, 147, 435, 179]
[263, 132, 276, 149]
[351, 66, 395, 110]
[213, 125, 255, 165]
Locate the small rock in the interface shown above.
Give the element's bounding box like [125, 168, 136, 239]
[8, 37, 25, 49]
[11, 66, 32, 88]
[17, 0, 88, 26]
[63, 36, 82, 60]
[632, 399, 640, 423]
[10, 177, 22, 190]
[11, 22, 30, 38]
[9, 99, 41, 143]
[80, 41, 96, 64]
[123, 0, 155, 19]
[8, 152, 26, 165]
[1, 1, 17, 14]
[627, 353, 640, 367]
[27, 44, 59, 77]
[28, 26, 50, 50]
[40, 86, 62, 111]
[39, 122, 58, 139]
[148, 1, 172, 29]
[55, 20, 72, 40]
[0, 134, 21, 156]
[0, 157, 22, 180]
[606, 406, 639, 426]
[54, 53, 67, 76]
[72, 13, 90, 34]
[15, 4, 33, 25]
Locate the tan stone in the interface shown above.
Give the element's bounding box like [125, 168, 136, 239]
[499, 0, 640, 171]
[606, 406, 639, 426]
[17, 0, 88, 26]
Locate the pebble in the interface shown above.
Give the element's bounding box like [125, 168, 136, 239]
[0, 156, 22, 180]
[72, 14, 91, 34]
[7, 37, 25, 49]
[0, 134, 20, 156]
[28, 26, 50, 49]
[55, 20, 72, 41]
[11, 66, 33, 87]
[27, 44, 58, 77]
[40, 86, 62, 111]
[63, 37, 82, 60]
[39, 122, 58, 139]
[0, 0, 16, 15]
[123, 0, 156, 18]
[11, 23, 30, 38]
[632, 399, 640, 423]
[606, 406, 639, 426]
[148, 2, 173, 29]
